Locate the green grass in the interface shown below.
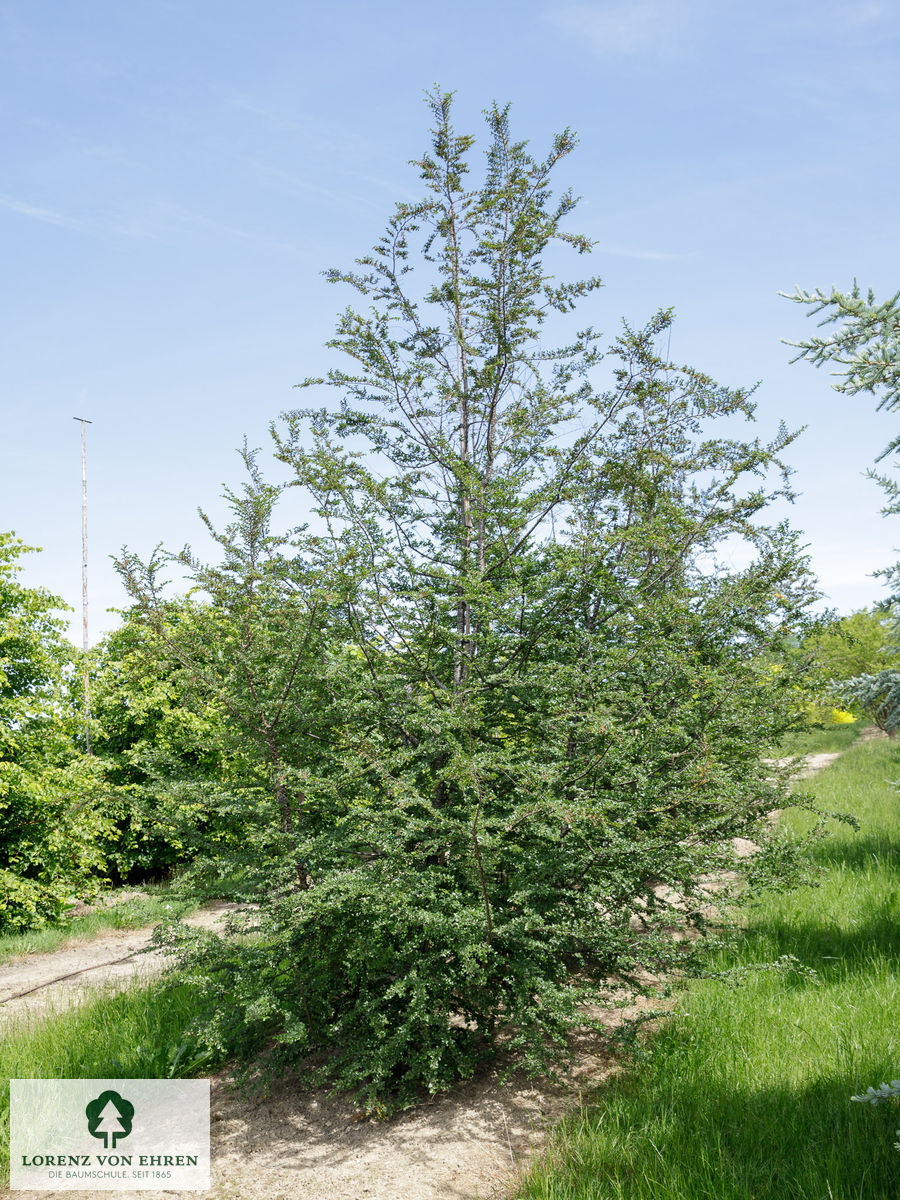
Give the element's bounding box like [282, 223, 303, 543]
[0, 887, 200, 964]
[0, 979, 216, 1185]
[775, 719, 868, 756]
[511, 737, 900, 1200]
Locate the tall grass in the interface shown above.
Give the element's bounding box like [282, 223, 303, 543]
[0, 979, 215, 1185]
[512, 736, 900, 1199]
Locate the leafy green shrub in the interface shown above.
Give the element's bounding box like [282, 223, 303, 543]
[807, 608, 895, 682]
[799, 607, 897, 729]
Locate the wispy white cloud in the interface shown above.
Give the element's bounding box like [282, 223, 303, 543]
[0, 192, 82, 229]
[0, 182, 308, 254]
[592, 242, 694, 262]
[244, 160, 380, 213]
[548, 1, 692, 57]
[108, 197, 306, 256]
[844, 2, 883, 26]
[169, 209, 303, 256]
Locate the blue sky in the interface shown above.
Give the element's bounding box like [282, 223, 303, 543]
[2, 0, 899, 642]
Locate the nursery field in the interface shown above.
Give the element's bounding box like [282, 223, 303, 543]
[3, 9, 900, 1197]
[2, 731, 898, 1198]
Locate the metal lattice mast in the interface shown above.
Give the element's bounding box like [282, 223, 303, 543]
[73, 416, 92, 754]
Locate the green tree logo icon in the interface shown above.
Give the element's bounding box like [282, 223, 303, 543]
[85, 1090, 134, 1149]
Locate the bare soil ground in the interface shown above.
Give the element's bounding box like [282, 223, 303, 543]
[199, 994, 660, 1200]
[4, 994, 659, 1200]
[1, 745, 857, 1200]
[776, 750, 843, 777]
[0, 902, 241, 1024]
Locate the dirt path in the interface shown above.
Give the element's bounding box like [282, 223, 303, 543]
[776, 750, 843, 777]
[2, 745, 856, 1200]
[0, 902, 241, 1023]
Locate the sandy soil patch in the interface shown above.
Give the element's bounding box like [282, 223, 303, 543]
[204, 996, 662, 1200]
[6, 993, 662, 1200]
[793, 751, 843, 776]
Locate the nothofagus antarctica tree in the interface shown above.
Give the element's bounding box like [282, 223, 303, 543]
[120, 90, 821, 1113]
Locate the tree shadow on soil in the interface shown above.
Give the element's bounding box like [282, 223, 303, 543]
[204, 999, 661, 1200]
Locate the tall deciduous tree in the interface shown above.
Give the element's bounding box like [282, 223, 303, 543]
[87, 600, 234, 883]
[0, 533, 108, 929]
[128, 92, 819, 1112]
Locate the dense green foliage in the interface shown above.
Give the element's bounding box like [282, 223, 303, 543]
[803, 607, 898, 731]
[806, 608, 895, 683]
[0, 534, 109, 930]
[88, 604, 235, 882]
[115, 93, 823, 1112]
[117, 449, 349, 897]
[0, 540, 231, 920]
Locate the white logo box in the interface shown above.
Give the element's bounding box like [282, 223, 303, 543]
[10, 1079, 210, 1192]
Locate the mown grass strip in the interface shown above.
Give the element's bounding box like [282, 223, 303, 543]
[0, 979, 214, 1185]
[0, 888, 199, 965]
[510, 736, 900, 1200]
[775, 719, 865, 756]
